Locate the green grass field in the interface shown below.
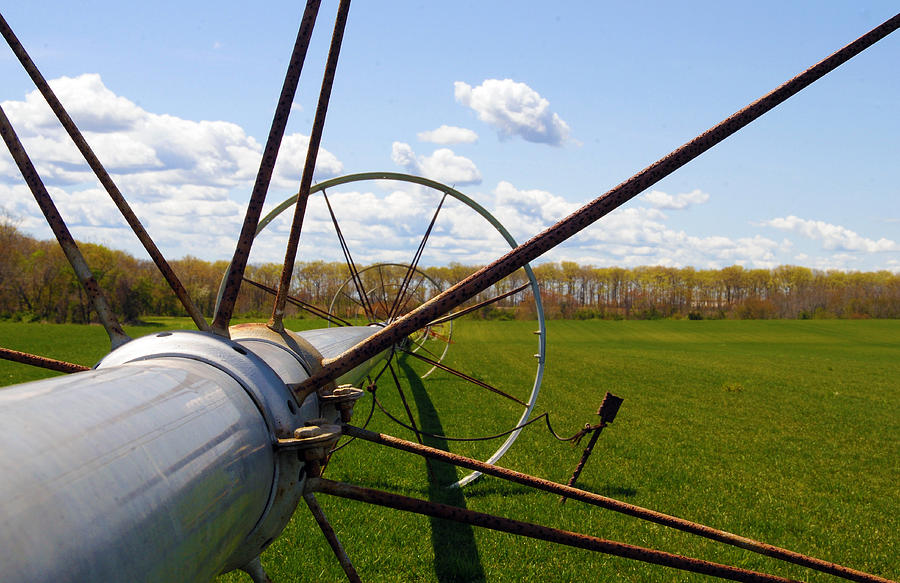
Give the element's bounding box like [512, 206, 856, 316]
[1, 319, 897, 582]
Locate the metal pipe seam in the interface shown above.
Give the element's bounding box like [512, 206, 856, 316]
[96, 330, 313, 575]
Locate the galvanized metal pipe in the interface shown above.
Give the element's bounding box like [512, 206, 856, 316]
[0, 360, 275, 582]
[342, 425, 894, 583]
[306, 477, 800, 583]
[0, 324, 388, 582]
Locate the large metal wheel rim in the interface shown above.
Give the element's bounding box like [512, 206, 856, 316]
[218, 172, 547, 487]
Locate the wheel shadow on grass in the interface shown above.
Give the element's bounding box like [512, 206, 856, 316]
[401, 360, 486, 583]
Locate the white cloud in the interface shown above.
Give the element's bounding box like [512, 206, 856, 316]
[417, 125, 478, 145]
[0, 74, 343, 260]
[493, 180, 576, 238]
[644, 189, 710, 210]
[454, 79, 570, 146]
[391, 142, 481, 185]
[761, 215, 897, 253]
[484, 181, 787, 269]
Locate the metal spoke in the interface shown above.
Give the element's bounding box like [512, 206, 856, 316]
[322, 190, 376, 321]
[428, 282, 530, 326]
[391, 274, 426, 321]
[388, 192, 447, 320]
[400, 349, 527, 407]
[0, 105, 130, 349]
[270, 0, 352, 331]
[0, 14, 211, 332]
[242, 277, 351, 326]
[0, 347, 89, 374]
[292, 15, 900, 400]
[342, 426, 893, 583]
[375, 264, 394, 317]
[303, 493, 361, 583]
[307, 478, 799, 583]
[212, 0, 322, 336]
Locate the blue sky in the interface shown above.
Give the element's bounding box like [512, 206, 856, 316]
[1, 2, 897, 272]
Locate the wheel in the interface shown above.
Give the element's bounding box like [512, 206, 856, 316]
[235, 172, 547, 486]
[328, 262, 452, 379]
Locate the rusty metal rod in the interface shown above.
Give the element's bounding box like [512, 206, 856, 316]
[307, 477, 799, 583]
[428, 282, 531, 326]
[0, 347, 90, 374]
[293, 13, 900, 401]
[342, 425, 894, 583]
[303, 493, 361, 583]
[560, 422, 606, 503]
[0, 104, 130, 350]
[212, 0, 322, 336]
[270, 0, 352, 331]
[0, 13, 210, 333]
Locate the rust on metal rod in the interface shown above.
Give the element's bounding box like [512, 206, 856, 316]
[342, 425, 894, 583]
[0, 13, 210, 333]
[559, 422, 605, 504]
[292, 14, 900, 401]
[270, 0, 352, 332]
[307, 477, 799, 583]
[0, 105, 130, 350]
[0, 347, 89, 374]
[303, 493, 361, 583]
[212, 0, 322, 336]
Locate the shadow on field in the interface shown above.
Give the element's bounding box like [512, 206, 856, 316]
[401, 361, 486, 583]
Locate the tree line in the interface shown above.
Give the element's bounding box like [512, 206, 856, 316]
[1, 222, 897, 324]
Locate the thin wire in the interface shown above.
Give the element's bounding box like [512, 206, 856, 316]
[373, 394, 583, 444]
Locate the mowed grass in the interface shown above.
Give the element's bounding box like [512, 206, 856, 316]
[1, 319, 897, 582]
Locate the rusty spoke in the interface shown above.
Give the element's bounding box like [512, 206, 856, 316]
[242, 277, 350, 326]
[303, 493, 361, 583]
[292, 14, 900, 401]
[0, 347, 89, 374]
[270, 0, 353, 331]
[388, 192, 447, 320]
[0, 105, 130, 349]
[342, 425, 893, 583]
[400, 349, 527, 407]
[0, 14, 210, 333]
[307, 477, 799, 583]
[212, 0, 322, 336]
[428, 282, 530, 327]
